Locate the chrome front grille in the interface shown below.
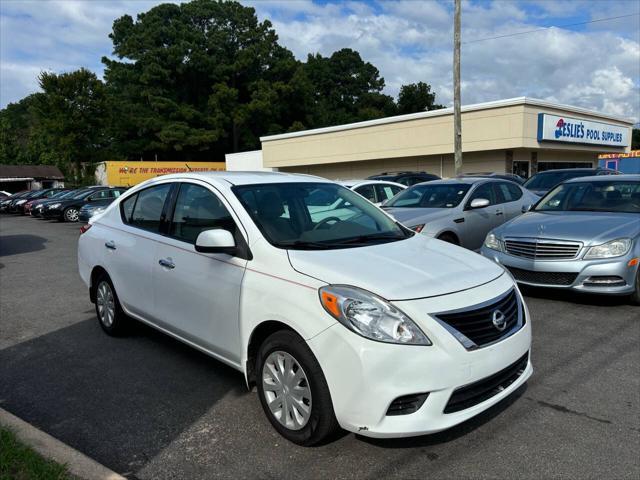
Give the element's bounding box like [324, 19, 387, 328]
[504, 238, 581, 260]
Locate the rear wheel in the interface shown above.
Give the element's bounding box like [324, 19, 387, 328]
[94, 274, 128, 335]
[63, 207, 79, 222]
[256, 330, 339, 446]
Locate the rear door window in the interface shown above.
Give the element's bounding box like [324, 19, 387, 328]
[126, 184, 172, 232]
[375, 184, 402, 203]
[354, 184, 376, 203]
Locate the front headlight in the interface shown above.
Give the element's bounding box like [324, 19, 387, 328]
[16, 200, 27, 205]
[484, 232, 503, 251]
[584, 238, 632, 259]
[48, 203, 62, 209]
[89, 207, 105, 217]
[319, 285, 431, 345]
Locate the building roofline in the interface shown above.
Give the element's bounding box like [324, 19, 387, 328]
[260, 97, 635, 142]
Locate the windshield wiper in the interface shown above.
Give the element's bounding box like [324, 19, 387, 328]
[277, 240, 336, 250]
[333, 233, 407, 245]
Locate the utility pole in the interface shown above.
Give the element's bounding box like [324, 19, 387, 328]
[453, 0, 462, 175]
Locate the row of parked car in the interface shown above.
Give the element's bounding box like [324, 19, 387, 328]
[75, 165, 637, 447]
[0, 185, 126, 222]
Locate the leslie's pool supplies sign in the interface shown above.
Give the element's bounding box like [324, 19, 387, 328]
[537, 113, 629, 147]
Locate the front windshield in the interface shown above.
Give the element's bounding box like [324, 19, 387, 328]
[49, 190, 70, 199]
[71, 189, 94, 200]
[524, 171, 590, 190]
[535, 180, 640, 213]
[234, 182, 411, 250]
[385, 183, 471, 208]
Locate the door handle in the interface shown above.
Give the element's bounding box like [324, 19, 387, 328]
[495, 210, 504, 216]
[158, 258, 175, 269]
[105, 241, 116, 250]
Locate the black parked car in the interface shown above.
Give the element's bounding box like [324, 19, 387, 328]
[6, 189, 49, 213]
[523, 168, 619, 196]
[42, 187, 126, 222]
[367, 171, 440, 186]
[29, 189, 75, 217]
[20, 188, 68, 215]
[0, 190, 29, 212]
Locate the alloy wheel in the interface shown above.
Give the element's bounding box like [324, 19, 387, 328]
[65, 208, 79, 222]
[96, 281, 115, 327]
[262, 350, 312, 430]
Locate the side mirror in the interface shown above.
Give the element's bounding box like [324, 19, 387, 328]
[521, 204, 532, 213]
[469, 198, 490, 209]
[195, 229, 236, 254]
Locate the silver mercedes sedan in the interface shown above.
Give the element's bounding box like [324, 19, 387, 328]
[481, 175, 640, 304]
[382, 178, 540, 250]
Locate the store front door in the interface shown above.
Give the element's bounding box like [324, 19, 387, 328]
[513, 161, 530, 178]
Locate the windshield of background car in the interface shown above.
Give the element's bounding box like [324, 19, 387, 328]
[535, 181, 640, 214]
[233, 182, 411, 250]
[385, 183, 471, 208]
[70, 189, 95, 200]
[524, 171, 591, 190]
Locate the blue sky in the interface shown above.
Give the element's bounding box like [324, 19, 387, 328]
[1, 0, 639, 120]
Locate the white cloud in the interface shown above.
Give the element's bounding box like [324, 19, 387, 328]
[1, 0, 639, 121]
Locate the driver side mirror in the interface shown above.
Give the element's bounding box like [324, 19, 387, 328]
[468, 198, 490, 209]
[521, 204, 532, 213]
[195, 229, 236, 254]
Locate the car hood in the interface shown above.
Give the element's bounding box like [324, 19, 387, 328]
[287, 234, 504, 300]
[494, 211, 640, 246]
[382, 207, 453, 226]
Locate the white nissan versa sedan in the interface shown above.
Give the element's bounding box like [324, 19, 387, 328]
[78, 172, 532, 445]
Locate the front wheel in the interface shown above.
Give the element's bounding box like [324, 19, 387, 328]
[630, 269, 640, 306]
[63, 207, 79, 222]
[256, 330, 339, 446]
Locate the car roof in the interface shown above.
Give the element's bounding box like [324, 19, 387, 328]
[564, 174, 640, 183]
[415, 177, 491, 186]
[534, 168, 612, 174]
[336, 179, 405, 187]
[141, 171, 327, 187]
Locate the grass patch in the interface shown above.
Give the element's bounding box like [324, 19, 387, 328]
[0, 426, 71, 480]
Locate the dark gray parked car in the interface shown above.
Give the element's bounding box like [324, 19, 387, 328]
[482, 175, 640, 303]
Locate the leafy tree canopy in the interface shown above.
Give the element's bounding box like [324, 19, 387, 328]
[1, 0, 445, 171]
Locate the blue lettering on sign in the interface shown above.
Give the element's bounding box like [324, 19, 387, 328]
[554, 118, 585, 139]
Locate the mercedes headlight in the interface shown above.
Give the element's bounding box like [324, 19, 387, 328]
[484, 232, 503, 251]
[16, 199, 27, 205]
[48, 203, 62, 209]
[319, 285, 431, 345]
[584, 239, 631, 259]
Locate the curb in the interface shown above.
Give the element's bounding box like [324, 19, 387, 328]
[0, 407, 125, 480]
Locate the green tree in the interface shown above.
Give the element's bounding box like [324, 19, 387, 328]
[33, 68, 111, 179]
[302, 48, 396, 127]
[103, 0, 302, 159]
[396, 81, 444, 115]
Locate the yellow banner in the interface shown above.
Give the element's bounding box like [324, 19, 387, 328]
[104, 161, 225, 187]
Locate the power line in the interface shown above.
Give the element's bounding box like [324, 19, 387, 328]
[463, 12, 640, 44]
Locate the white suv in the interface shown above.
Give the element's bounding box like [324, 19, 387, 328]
[78, 172, 532, 445]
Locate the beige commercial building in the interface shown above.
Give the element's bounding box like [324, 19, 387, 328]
[247, 97, 633, 180]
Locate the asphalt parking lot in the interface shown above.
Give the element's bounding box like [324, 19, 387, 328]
[0, 214, 639, 479]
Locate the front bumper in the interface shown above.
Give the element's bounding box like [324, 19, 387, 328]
[481, 247, 638, 295]
[42, 207, 63, 218]
[308, 274, 532, 438]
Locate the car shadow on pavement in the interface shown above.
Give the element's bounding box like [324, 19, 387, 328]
[356, 383, 528, 449]
[0, 234, 48, 256]
[519, 285, 631, 306]
[0, 317, 246, 475]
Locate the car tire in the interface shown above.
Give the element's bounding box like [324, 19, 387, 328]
[438, 232, 459, 245]
[256, 330, 339, 446]
[94, 273, 129, 336]
[63, 207, 79, 222]
[630, 269, 640, 306]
